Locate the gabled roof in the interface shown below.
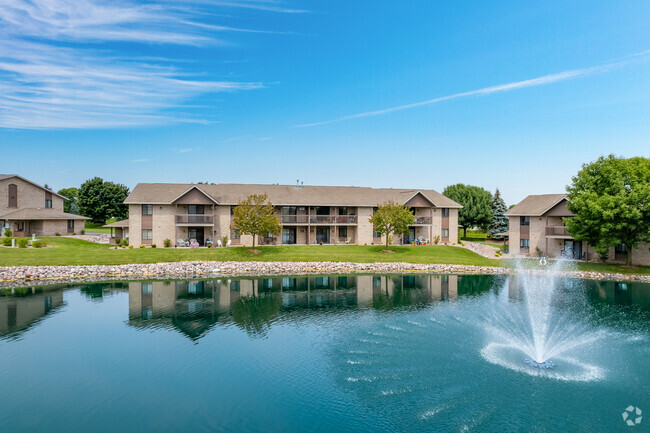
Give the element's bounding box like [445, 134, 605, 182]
[505, 194, 568, 216]
[124, 183, 462, 208]
[403, 191, 437, 207]
[0, 208, 89, 220]
[103, 219, 129, 228]
[0, 174, 67, 200]
[171, 185, 219, 204]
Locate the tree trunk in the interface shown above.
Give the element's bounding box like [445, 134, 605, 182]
[463, 226, 467, 238]
[386, 232, 390, 248]
[252, 234, 256, 248]
[627, 248, 632, 266]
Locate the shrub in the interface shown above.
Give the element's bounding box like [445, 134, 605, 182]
[221, 236, 228, 247]
[121, 239, 129, 248]
[2, 237, 12, 246]
[114, 238, 121, 245]
[460, 241, 465, 246]
[72, 232, 76, 236]
[151, 244, 157, 248]
[32, 241, 43, 248]
[3, 228, 11, 237]
[55, 232, 61, 236]
[40, 240, 48, 247]
[433, 235, 440, 245]
[207, 243, 212, 248]
[18, 238, 28, 248]
[139, 244, 145, 248]
[495, 250, 502, 257]
[163, 239, 171, 248]
[535, 247, 543, 257]
[129, 244, 134, 249]
[81, 229, 85, 235]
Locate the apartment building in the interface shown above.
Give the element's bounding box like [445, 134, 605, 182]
[122, 183, 461, 247]
[0, 175, 87, 237]
[506, 194, 650, 265]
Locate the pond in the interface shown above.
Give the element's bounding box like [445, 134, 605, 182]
[1, 274, 648, 432]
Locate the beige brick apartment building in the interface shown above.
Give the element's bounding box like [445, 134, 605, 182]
[506, 194, 650, 265]
[121, 183, 461, 247]
[0, 175, 87, 237]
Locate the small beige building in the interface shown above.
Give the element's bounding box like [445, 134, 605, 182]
[0, 174, 87, 237]
[122, 183, 461, 247]
[506, 194, 650, 265]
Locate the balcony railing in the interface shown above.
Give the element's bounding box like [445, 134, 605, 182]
[310, 215, 358, 224]
[175, 215, 214, 224]
[280, 215, 309, 224]
[413, 216, 432, 224]
[545, 226, 570, 236]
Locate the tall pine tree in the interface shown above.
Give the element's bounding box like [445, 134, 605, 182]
[489, 188, 509, 238]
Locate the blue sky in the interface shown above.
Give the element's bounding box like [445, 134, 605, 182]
[1, 0, 649, 205]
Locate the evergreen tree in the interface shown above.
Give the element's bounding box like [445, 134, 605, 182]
[489, 188, 509, 238]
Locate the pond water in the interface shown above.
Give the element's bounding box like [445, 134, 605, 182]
[1, 274, 648, 432]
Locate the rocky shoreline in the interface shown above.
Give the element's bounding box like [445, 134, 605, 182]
[1, 261, 649, 289]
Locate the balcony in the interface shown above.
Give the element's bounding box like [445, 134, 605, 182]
[413, 216, 432, 225]
[280, 215, 309, 224]
[175, 215, 214, 225]
[310, 215, 358, 224]
[545, 226, 572, 238]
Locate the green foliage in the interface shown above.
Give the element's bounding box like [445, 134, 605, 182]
[129, 244, 134, 249]
[535, 247, 543, 257]
[443, 184, 493, 237]
[139, 244, 145, 248]
[489, 188, 509, 237]
[57, 187, 79, 214]
[2, 237, 12, 246]
[78, 177, 129, 224]
[231, 194, 281, 248]
[4, 228, 12, 237]
[18, 238, 28, 248]
[163, 239, 171, 248]
[151, 244, 157, 248]
[369, 201, 415, 248]
[566, 155, 650, 266]
[32, 241, 43, 248]
[221, 236, 229, 246]
[114, 238, 121, 245]
[433, 235, 440, 245]
[55, 232, 61, 236]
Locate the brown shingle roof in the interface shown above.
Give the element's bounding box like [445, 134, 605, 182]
[103, 219, 130, 228]
[124, 183, 462, 208]
[505, 194, 567, 216]
[0, 208, 89, 220]
[0, 174, 67, 200]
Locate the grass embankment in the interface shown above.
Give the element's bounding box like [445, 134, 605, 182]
[0, 237, 497, 267]
[501, 258, 650, 276]
[84, 223, 111, 234]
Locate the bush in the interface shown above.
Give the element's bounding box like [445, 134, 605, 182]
[495, 250, 502, 257]
[32, 241, 43, 248]
[2, 237, 12, 246]
[460, 241, 465, 246]
[129, 244, 134, 249]
[535, 247, 543, 257]
[72, 232, 76, 236]
[3, 228, 11, 237]
[55, 232, 61, 236]
[221, 236, 228, 247]
[114, 238, 121, 245]
[139, 244, 145, 248]
[121, 239, 129, 248]
[433, 235, 440, 245]
[151, 244, 157, 248]
[18, 238, 28, 248]
[81, 229, 85, 235]
[163, 239, 171, 248]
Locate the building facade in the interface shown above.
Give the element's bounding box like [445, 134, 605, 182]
[506, 194, 650, 265]
[122, 183, 461, 247]
[0, 175, 87, 237]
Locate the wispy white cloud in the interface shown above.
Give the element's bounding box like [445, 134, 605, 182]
[178, 148, 193, 153]
[132, 158, 150, 163]
[294, 56, 644, 128]
[0, 0, 298, 129]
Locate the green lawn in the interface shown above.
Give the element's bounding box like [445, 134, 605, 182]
[0, 237, 498, 267]
[501, 258, 650, 276]
[459, 229, 488, 241]
[84, 222, 111, 234]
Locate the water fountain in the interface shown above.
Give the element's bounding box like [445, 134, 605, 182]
[480, 258, 606, 381]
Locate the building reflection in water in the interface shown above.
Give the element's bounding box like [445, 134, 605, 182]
[127, 275, 463, 339]
[0, 288, 64, 338]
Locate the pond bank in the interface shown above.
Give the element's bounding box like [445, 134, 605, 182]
[1, 261, 650, 288]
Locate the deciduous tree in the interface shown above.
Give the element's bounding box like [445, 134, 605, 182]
[443, 184, 493, 237]
[231, 194, 281, 248]
[57, 187, 79, 214]
[369, 201, 415, 248]
[78, 177, 129, 224]
[566, 155, 650, 266]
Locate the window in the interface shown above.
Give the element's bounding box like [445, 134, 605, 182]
[282, 277, 296, 289]
[338, 207, 348, 215]
[142, 229, 153, 240]
[441, 208, 449, 217]
[520, 216, 530, 226]
[615, 243, 628, 253]
[230, 205, 236, 215]
[188, 205, 204, 214]
[45, 192, 52, 208]
[520, 239, 530, 248]
[67, 220, 74, 229]
[281, 206, 297, 215]
[441, 228, 449, 238]
[373, 228, 382, 238]
[373, 207, 378, 215]
[142, 204, 153, 215]
[230, 229, 241, 239]
[141, 282, 153, 294]
[315, 206, 330, 216]
[339, 227, 348, 238]
[373, 276, 382, 289]
[230, 280, 241, 291]
[8, 184, 17, 208]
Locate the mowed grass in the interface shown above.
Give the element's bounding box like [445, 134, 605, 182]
[501, 258, 650, 276]
[0, 237, 498, 267]
[84, 223, 111, 234]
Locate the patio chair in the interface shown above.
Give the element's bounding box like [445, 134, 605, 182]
[345, 237, 351, 244]
[217, 239, 222, 247]
[226, 240, 231, 247]
[177, 238, 189, 247]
